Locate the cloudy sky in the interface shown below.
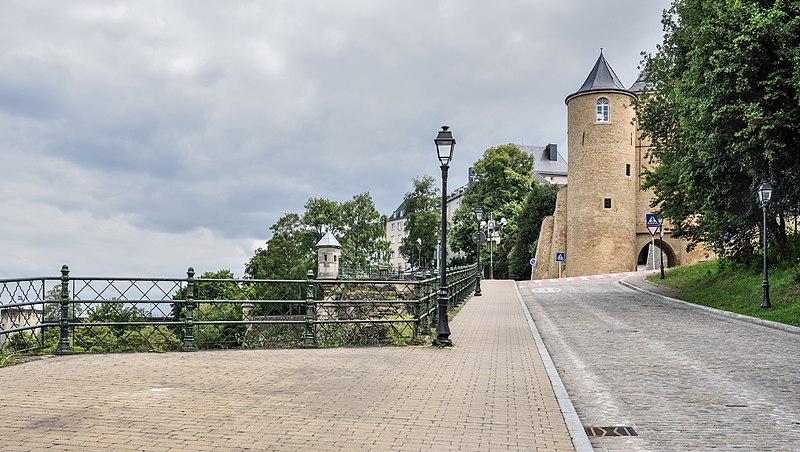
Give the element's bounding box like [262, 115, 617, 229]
[1, 0, 671, 278]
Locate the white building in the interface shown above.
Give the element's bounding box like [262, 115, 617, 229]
[385, 201, 409, 270]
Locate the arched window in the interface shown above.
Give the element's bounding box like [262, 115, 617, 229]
[596, 98, 609, 122]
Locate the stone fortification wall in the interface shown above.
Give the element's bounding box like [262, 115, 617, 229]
[565, 92, 638, 276]
[550, 186, 569, 277]
[533, 216, 554, 279]
[532, 186, 568, 279]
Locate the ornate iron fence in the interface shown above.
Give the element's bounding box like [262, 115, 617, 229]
[1, 264, 476, 355]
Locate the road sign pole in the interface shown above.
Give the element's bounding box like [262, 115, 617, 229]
[659, 228, 665, 279]
[558, 261, 562, 278]
[651, 235, 655, 270]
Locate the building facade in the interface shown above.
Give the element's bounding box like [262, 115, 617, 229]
[386, 201, 409, 270]
[533, 51, 711, 278]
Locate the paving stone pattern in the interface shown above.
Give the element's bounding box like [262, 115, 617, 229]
[0, 280, 574, 451]
[518, 277, 800, 452]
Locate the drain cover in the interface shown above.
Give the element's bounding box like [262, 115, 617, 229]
[585, 426, 638, 437]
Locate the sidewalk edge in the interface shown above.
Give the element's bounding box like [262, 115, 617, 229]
[513, 282, 594, 452]
[619, 278, 800, 336]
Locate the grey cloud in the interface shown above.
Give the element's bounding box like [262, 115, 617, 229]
[1, 0, 671, 276]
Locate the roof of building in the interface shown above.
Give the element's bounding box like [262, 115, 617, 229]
[628, 69, 655, 94]
[316, 230, 341, 248]
[447, 184, 467, 202]
[565, 50, 632, 104]
[388, 200, 407, 221]
[515, 144, 568, 182]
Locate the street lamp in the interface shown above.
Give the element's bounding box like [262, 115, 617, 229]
[487, 214, 506, 279]
[474, 207, 483, 296]
[434, 125, 455, 346]
[659, 227, 665, 279]
[758, 181, 773, 309]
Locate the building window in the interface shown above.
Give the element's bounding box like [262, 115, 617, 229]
[324, 254, 328, 262]
[604, 198, 612, 209]
[399, 222, 403, 231]
[391, 235, 395, 243]
[333, 255, 337, 262]
[596, 98, 609, 122]
[626, 164, 631, 176]
[391, 223, 395, 231]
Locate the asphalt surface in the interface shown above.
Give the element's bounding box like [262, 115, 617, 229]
[518, 276, 800, 451]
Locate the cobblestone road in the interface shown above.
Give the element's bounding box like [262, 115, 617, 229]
[518, 277, 800, 451]
[0, 280, 574, 451]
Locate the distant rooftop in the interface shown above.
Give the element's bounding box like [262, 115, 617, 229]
[388, 200, 407, 221]
[628, 69, 656, 94]
[515, 143, 568, 185]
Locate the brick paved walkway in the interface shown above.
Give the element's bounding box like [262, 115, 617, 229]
[0, 280, 575, 451]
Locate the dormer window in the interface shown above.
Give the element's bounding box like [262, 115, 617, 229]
[596, 98, 609, 122]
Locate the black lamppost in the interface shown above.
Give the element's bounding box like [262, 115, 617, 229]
[474, 207, 483, 296]
[758, 181, 773, 309]
[659, 227, 665, 279]
[435, 125, 455, 346]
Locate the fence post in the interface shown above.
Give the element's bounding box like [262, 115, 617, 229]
[55, 264, 73, 355]
[413, 273, 423, 339]
[181, 267, 197, 351]
[302, 270, 317, 348]
[429, 270, 437, 328]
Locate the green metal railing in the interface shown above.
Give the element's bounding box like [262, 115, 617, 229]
[1, 264, 477, 355]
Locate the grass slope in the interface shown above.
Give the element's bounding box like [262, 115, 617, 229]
[646, 260, 800, 327]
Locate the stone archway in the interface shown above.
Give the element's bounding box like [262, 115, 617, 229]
[637, 239, 676, 270]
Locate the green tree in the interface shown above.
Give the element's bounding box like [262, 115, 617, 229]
[337, 193, 390, 271]
[246, 213, 311, 280]
[508, 183, 560, 280]
[398, 176, 440, 271]
[246, 193, 389, 279]
[636, 0, 800, 264]
[450, 144, 535, 278]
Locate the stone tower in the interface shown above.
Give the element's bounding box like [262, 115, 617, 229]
[316, 231, 341, 280]
[563, 51, 638, 276]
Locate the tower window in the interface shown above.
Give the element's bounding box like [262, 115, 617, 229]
[626, 164, 631, 176]
[604, 198, 612, 209]
[596, 98, 609, 122]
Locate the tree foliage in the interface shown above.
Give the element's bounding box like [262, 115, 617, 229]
[398, 175, 440, 271]
[636, 0, 800, 264]
[450, 144, 535, 278]
[246, 193, 389, 279]
[508, 183, 559, 280]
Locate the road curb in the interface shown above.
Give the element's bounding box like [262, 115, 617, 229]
[513, 282, 594, 452]
[619, 277, 800, 336]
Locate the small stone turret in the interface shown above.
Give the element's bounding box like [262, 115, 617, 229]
[316, 231, 342, 279]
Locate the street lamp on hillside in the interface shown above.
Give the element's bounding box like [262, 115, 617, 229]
[758, 181, 773, 309]
[434, 126, 455, 346]
[474, 207, 483, 296]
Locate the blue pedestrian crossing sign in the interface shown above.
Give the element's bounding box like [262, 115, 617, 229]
[555, 252, 566, 262]
[645, 213, 660, 236]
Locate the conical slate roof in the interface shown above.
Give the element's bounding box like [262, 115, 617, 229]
[628, 69, 655, 94]
[316, 230, 341, 248]
[565, 50, 631, 104]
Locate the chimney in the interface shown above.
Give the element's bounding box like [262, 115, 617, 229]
[545, 143, 558, 161]
[468, 167, 476, 185]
